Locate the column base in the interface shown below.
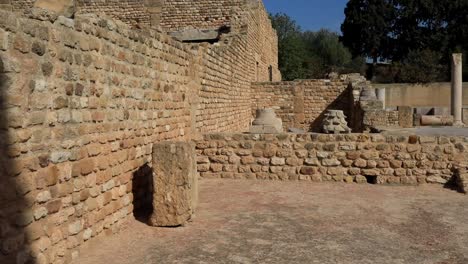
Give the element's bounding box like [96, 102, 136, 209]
[453, 121, 465, 127]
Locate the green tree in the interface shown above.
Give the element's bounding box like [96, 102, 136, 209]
[302, 29, 363, 78]
[271, 14, 365, 80]
[395, 49, 447, 83]
[341, 0, 395, 63]
[270, 13, 308, 81]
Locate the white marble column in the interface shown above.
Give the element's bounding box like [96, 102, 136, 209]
[376, 88, 386, 110]
[451, 53, 463, 126]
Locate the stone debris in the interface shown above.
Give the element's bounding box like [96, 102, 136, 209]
[322, 110, 351, 134]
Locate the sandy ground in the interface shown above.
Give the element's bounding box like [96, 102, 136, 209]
[77, 179, 468, 264]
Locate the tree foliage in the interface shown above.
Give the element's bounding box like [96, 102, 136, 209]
[341, 0, 468, 82]
[270, 13, 364, 81]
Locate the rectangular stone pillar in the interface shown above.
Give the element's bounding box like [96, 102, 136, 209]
[451, 53, 463, 126]
[150, 142, 198, 227]
[398, 106, 413, 128]
[146, 0, 164, 28]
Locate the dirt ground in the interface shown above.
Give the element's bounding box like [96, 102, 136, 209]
[77, 179, 468, 264]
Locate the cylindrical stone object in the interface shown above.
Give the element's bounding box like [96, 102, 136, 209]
[420, 115, 454, 126]
[451, 53, 463, 126]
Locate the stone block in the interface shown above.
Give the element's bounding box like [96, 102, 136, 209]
[456, 169, 468, 194]
[150, 142, 198, 227]
[398, 106, 413, 128]
[34, 0, 75, 18]
[170, 29, 220, 42]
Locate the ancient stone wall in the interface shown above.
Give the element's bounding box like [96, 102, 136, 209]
[0, 10, 197, 264]
[196, 133, 467, 184]
[245, 0, 280, 82]
[0, 0, 35, 12]
[252, 79, 352, 132]
[363, 110, 399, 128]
[0, 0, 282, 260]
[3, 0, 151, 27]
[77, 0, 151, 28]
[196, 37, 254, 133]
[160, 0, 245, 32]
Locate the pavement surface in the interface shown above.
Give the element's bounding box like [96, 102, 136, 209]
[78, 179, 468, 264]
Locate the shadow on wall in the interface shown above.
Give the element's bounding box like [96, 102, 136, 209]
[132, 164, 154, 224]
[309, 85, 356, 132]
[0, 56, 33, 262]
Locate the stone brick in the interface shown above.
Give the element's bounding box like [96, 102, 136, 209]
[270, 157, 285, 166]
[0, 27, 7, 51]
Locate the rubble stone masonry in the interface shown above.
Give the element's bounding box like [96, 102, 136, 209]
[196, 133, 468, 184]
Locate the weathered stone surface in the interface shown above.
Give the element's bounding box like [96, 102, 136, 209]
[170, 29, 220, 42]
[456, 169, 468, 194]
[250, 109, 283, 134]
[398, 106, 413, 128]
[196, 133, 463, 185]
[34, 0, 75, 18]
[322, 110, 351, 134]
[150, 142, 198, 227]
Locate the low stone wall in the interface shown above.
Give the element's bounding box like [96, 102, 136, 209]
[196, 133, 468, 184]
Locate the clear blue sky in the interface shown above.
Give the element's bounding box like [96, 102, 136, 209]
[263, 0, 348, 33]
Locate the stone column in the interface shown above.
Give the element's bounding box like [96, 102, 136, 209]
[376, 88, 386, 110]
[451, 53, 463, 126]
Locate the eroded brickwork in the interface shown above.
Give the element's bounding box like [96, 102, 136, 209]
[196, 133, 467, 184]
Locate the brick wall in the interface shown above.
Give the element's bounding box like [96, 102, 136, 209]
[0, 1, 283, 260]
[77, 0, 151, 28]
[196, 133, 468, 184]
[160, 0, 245, 32]
[252, 79, 352, 132]
[0, 10, 200, 263]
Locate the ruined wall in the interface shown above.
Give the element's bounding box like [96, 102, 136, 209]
[194, 0, 280, 132]
[77, 0, 151, 28]
[363, 110, 399, 128]
[196, 133, 467, 184]
[12, 0, 34, 11]
[245, 0, 280, 82]
[196, 37, 254, 133]
[252, 79, 351, 132]
[0, 10, 197, 264]
[0, 0, 35, 12]
[160, 0, 245, 32]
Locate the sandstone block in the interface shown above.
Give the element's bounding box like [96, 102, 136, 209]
[150, 142, 198, 227]
[271, 157, 285, 166]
